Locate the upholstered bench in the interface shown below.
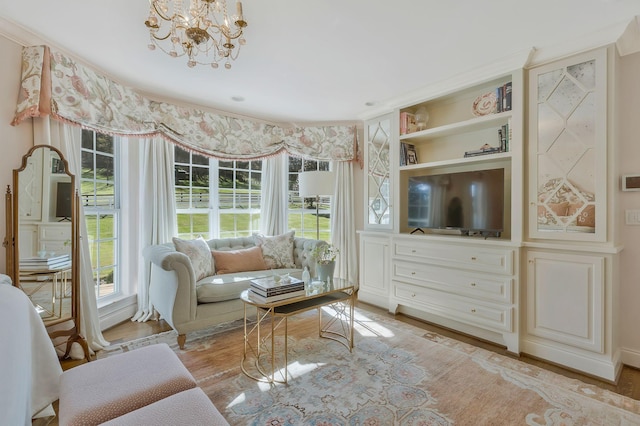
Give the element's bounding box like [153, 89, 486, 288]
[100, 387, 229, 426]
[59, 343, 197, 425]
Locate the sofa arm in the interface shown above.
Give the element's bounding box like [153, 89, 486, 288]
[142, 244, 198, 331]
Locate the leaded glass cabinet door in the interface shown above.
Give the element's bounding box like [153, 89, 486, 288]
[528, 48, 607, 242]
[364, 114, 393, 230]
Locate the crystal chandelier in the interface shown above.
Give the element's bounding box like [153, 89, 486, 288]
[145, 0, 247, 69]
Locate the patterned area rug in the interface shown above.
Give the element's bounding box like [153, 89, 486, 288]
[101, 310, 640, 425]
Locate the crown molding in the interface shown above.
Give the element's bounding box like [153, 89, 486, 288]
[616, 15, 640, 56]
[358, 48, 533, 121]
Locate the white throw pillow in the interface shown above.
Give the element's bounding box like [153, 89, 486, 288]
[172, 236, 213, 281]
[254, 231, 295, 269]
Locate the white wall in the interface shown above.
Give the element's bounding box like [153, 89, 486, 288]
[0, 33, 34, 274]
[617, 50, 640, 366]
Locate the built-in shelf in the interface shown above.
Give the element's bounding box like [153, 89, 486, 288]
[399, 151, 511, 171]
[400, 111, 513, 143]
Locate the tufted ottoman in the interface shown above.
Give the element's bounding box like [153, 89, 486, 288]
[58, 343, 196, 426]
[100, 387, 229, 425]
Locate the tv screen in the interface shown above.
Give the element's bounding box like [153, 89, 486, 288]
[408, 168, 504, 236]
[56, 182, 72, 219]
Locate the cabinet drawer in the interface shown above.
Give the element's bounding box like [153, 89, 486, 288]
[393, 240, 513, 275]
[393, 261, 513, 304]
[393, 281, 513, 332]
[40, 225, 71, 241]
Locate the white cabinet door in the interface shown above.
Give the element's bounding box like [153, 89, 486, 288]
[527, 48, 607, 241]
[526, 250, 604, 353]
[358, 233, 390, 307]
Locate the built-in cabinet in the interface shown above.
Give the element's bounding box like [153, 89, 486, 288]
[358, 44, 623, 381]
[364, 114, 394, 230]
[358, 232, 390, 307]
[520, 47, 621, 381]
[390, 235, 519, 353]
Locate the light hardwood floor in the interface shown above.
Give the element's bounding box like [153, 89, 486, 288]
[63, 301, 640, 401]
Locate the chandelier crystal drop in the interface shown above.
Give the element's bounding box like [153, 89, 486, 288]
[145, 0, 247, 69]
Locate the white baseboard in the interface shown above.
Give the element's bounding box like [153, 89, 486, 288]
[620, 347, 640, 370]
[98, 295, 137, 331]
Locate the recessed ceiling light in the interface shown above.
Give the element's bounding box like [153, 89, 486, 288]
[231, 96, 245, 102]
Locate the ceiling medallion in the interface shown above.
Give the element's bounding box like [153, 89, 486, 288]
[145, 0, 247, 69]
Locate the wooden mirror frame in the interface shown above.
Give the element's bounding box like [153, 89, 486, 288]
[5, 145, 90, 361]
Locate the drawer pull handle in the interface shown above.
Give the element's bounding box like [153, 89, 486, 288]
[471, 256, 477, 261]
[411, 293, 416, 298]
[471, 309, 476, 313]
[470, 282, 476, 287]
[411, 249, 416, 253]
[411, 271, 416, 275]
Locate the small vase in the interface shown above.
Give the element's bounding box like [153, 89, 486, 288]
[316, 261, 335, 283]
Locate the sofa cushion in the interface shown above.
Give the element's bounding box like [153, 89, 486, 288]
[254, 231, 296, 269]
[196, 269, 299, 303]
[172, 237, 213, 281]
[212, 246, 267, 274]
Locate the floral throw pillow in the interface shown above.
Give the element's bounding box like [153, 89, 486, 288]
[254, 231, 295, 269]
[172, 236, 213, 281]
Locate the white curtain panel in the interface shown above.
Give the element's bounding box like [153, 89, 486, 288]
[330, 161, 358, 286]
[133, 137, 178, 322]
[259, 154, 289, 235]
[48, 119, 109, 357]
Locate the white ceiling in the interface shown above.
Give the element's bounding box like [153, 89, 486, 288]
[0, 1, 639, 124]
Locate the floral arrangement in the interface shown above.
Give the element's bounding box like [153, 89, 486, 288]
[311, 244, 339, 264]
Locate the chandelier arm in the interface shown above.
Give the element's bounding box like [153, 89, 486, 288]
[150, 1, 173, 22]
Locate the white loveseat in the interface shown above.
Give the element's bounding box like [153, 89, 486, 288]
[142, 233, 326, 348]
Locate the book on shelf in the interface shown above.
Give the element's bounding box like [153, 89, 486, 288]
[493, 82, 512, 114]
[464, 146, 504, 158]
[400, 142, 418, 165]
[248, 288, 306, 303]
[399, 112, 417, 135]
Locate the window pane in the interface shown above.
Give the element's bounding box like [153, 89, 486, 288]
[236, 161, 249, 170]
[82, 151, 94, 180]
[174, 146, 190, 164]
[96, 267, 115, 297]
[219, 191, 232, 210]
[191, 188, 209, 208]
[95, 182, 115, 208]
[95, 154, 114, 181]
[219, 169, 234, 189]
[192, 166, 209, 188]
[289, 157, 302, 173]
[96, 133, 114, 154]
[175, 165, 190, 187]
[236, 170, 249, 190]
[99, 240, 115, 267]
[192, 153, 208, 166]
[81, 130, 94, 149]
[177, 213, 209, 239]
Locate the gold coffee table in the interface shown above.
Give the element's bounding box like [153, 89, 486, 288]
[241, 277, 355, 384]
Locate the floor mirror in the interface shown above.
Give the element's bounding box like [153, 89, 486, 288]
[4, 144, 90, 361]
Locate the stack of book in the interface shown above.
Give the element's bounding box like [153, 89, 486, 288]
[494, 82, 512, 113]
[20, 254, 71, 271]
[464, 146, 503, 158]
[249, 277, 305, 303]
[400, 142, 418, 166]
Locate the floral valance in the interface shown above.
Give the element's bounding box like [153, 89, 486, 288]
[12, 46, 357, 161]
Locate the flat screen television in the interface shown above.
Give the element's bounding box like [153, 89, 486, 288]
[55, 181, 72, 220]
[407, 168, 504, 237]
